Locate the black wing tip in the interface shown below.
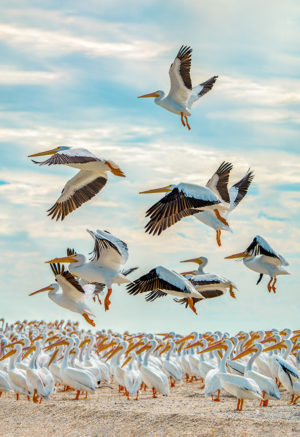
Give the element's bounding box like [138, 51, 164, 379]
[178, 45, 192, 57]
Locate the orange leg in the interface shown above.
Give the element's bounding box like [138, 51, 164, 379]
[267, 277, 273, 292]
[134, 390, 139, 401]
[236, 398, 240, 410]
[27, 395, 30, 401]
[184, 116, 191, 130]
[213, 389, 220, 402]
[93, 297, 96, 302]
[289, 394, 295, 405]
[216, 230, 222, 247]
[104, 288, 112, 311]
[82, 312, 95, 327]
[118, 385, 124, 393]
[72, 390, 81, 400]
[125, 389, 130, 400]
[180, 112, 186, 127]
[214, 209, 229, 227]
[16, 393, 19, 401]
[97, 295, 102, 305]
[240, 399, 244, 411]
[187, 297, 197, 315]
[272, 277, 277, 293]
[293, 396, 299, 404]
[152, 388, 157, 398]
[144, 384, 147, 392]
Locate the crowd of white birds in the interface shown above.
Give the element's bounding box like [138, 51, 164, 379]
[0, 319, 299, 410]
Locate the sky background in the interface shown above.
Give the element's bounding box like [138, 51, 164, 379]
[0, 0, 299, 333]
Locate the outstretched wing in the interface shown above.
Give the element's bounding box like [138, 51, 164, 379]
[127, 266, 193, 296]
[187, 76, 218, 109]
[48, 170, 107, 221]
[206, 161, 233, 204]
[167, 45, 192, 106]
[88, 229, 129, 269]
[229, 170, 254, 212]
[50, 263, 86, 304]
[145, 184, 220, 236]
[246, 235, 288, 266]
[32, 148, 100, 166]
[145, 290, 168, 302]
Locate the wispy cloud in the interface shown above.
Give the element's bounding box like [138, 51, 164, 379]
[0, 24, 167, 60]
[0, 68, 63, 85]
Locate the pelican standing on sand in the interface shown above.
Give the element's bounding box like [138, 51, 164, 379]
[138, 45, 218, 130]
[225, 235, 290, 293]
[28, 146, 125, 220]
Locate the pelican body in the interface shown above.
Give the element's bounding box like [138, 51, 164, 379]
[138, 46, 218, 130]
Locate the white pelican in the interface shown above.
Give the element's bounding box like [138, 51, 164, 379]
[175, 256, 237, 309]
[136, 340, 169, 398]
[46, 229, 131, 311]
[200, 339, 262, 410]
[161, 341, 183, 387]
[49, 337, 97, 400]
[140, 180, 229, 236]
[194, 163, 254, 246]
[225, 235, 290, 293]
[138, 45, 218, 130]
[0, 369, 11, 397]
[29, 263, 96, 327]
[232, 343, 280, 406]
[28, 146, 125, 221]
[25, 341, 55, 403]
[126, 266, 204, 314]
[0, 344, 32, 400]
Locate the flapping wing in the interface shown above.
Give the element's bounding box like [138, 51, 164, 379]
[187, 76, 218, 109]
[88, 229, 129, 269]
[127, 266, 193, 296]
[145, 185, 220, 236]
[48, 171, 107, 221]
[167, 46, 192, 106]
[206, 161, 233, 204]
[145, 290, 168, 302]
[246, 235, 288, 266]
[229, 170, 254, 211]
[32, 148, 100, 166]
[50, 263, 86, 303]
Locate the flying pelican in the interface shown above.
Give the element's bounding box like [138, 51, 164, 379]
[29, 263, 96, 327]
[28, 146, 125, 221]
[225, 235, 290, 293]
[194, 163, 254, 246]
[46, 229, 131, 311]
[174, 256, 237, 309]
[140, 177, 230, 236]
[126, 266, 204, 314]
[138, 45, 218, 130]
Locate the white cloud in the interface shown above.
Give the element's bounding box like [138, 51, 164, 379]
[0, 69, 63, 85]
[0, 23, 167, 60]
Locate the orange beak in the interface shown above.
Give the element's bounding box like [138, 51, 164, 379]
[138, 91, 160, 98]
[139, 185, 172, 194]
[28, 147, 60, 157]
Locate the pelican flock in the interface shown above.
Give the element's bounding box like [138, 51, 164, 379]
[2, 44, 296, 421]
[0, 321, 299, 409]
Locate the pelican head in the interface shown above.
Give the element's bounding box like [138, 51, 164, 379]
[28, 146, 70, 158]
[139, 184, 173, 194]
[138, 90, 164, 99]
[28, 283, 59, 296]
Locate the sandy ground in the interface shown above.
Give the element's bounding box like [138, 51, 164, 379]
[1, 382, 299, 437]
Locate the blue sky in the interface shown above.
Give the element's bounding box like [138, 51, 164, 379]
[0, 0, 299, 333]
